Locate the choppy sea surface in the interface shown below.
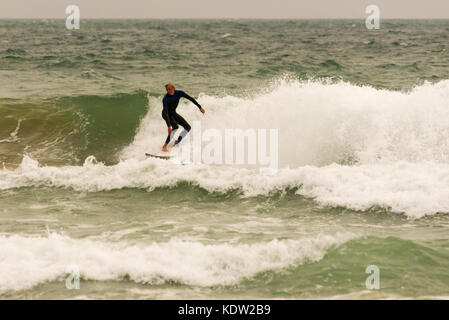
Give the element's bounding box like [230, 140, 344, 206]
[1, 19, 449, 299]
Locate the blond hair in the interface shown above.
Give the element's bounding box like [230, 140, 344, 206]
[165, 82, 175, 89]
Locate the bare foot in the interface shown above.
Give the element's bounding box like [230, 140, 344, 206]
[162, 145, 169, 152]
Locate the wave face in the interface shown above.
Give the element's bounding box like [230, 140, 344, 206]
[2, 79, 449, 218]
[0, 91, 148, 166]
[3, 79, 449, 168]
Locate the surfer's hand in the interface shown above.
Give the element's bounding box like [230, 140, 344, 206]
[200, 107, 205, 114]
[168, 127, 172, 135]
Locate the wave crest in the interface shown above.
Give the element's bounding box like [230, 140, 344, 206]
[0, 232, 354, 293]
[123, 78, 449, 167]
[1, 155, 449, 218]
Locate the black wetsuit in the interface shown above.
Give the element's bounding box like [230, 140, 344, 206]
[162, 90, 202, 144]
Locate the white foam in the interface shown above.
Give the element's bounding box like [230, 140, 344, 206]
[294, 161, 449, 218]
[1, 156, 449, 218]
[122, 78, 449, 167]
[0, 232, 354, 293]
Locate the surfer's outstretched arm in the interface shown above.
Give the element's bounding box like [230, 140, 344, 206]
[179, 90, 205, 113]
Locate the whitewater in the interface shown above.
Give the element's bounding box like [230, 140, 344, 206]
[0, 232, 355, 293]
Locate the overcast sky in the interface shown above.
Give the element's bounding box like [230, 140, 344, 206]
[1, 0, 449, 19]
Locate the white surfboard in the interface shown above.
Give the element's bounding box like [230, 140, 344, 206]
[145, 152, 173, 160]
[145, 139, 187, 160]
[145, 150, 192, 166]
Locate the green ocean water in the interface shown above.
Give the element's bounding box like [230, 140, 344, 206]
[1, 19, 449, 299]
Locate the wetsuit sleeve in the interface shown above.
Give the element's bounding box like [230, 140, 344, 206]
[162, 99, 171, 127]
[179, 90, 202, 109]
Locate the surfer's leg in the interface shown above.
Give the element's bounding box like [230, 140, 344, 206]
[162, 116, 179, 151]
[173, 113, 191, 144]
[164, 128, 178, 145]
[164, 116, 179, 145]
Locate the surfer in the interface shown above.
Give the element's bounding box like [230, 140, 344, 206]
[161, 82, 205, 152]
